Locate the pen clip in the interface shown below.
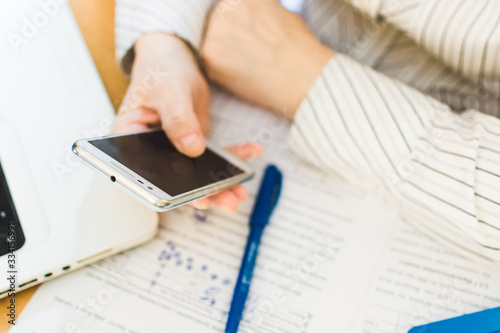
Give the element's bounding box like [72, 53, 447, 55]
[267, 169, 282, 216]
[250, 165, 283, 227]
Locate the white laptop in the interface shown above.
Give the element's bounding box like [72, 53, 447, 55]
[0, 0, 158, 296]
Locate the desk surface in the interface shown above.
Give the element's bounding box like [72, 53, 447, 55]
[0, 1, 128, 331]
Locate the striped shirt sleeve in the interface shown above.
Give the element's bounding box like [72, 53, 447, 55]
[115, 0, 213, 74]
[344, 0, 500, 97]
[394, 0, 500, 97]
[289, 53, 500, 263]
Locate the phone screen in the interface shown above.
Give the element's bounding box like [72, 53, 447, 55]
[88, 130, 244, 196]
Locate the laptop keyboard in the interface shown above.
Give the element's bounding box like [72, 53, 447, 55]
[0, 161, 25, 255]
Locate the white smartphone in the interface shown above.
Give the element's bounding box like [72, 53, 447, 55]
[72, 129, 255, 212]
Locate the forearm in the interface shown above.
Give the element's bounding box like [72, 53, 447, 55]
[132, 33, 197, 74]
[262, 35, 335, 118]
[201, 0, 334, 117]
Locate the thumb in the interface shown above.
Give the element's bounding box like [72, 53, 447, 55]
[159, 88, 206, 158]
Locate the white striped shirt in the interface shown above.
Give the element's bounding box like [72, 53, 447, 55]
[115, 0, 500, 263]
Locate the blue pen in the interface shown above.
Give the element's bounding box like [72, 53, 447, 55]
[225, 164, 283, 333]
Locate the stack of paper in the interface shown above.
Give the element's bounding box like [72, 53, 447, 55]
[13, 89, 500, 333]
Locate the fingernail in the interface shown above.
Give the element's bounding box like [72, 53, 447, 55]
[198, 198, 211, 210]
[242, 143, 264, 159]
[234, 187, 249, 201]
[179, 133, 204, 155]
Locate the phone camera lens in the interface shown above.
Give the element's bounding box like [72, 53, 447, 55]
[110, 176, 116, 182]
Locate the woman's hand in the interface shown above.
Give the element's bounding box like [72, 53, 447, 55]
[201, 0, 335, 118]
[191, 142, 264, 212]
[113, 33, 209, 157]
[113, 33, 263, 212]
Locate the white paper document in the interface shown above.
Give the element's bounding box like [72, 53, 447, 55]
[13, 90, 500, 333]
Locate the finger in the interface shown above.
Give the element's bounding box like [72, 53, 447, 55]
[193, 81, 211, 137]
[226, 142, 264, 160]
[230, 185, 249, 202]
[159, 84, 206, 158]
[210, 191, 240, 212]
[190, 197, 211, 210]
[112, 123, 149, 135]
[112, 108, 161, 135]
